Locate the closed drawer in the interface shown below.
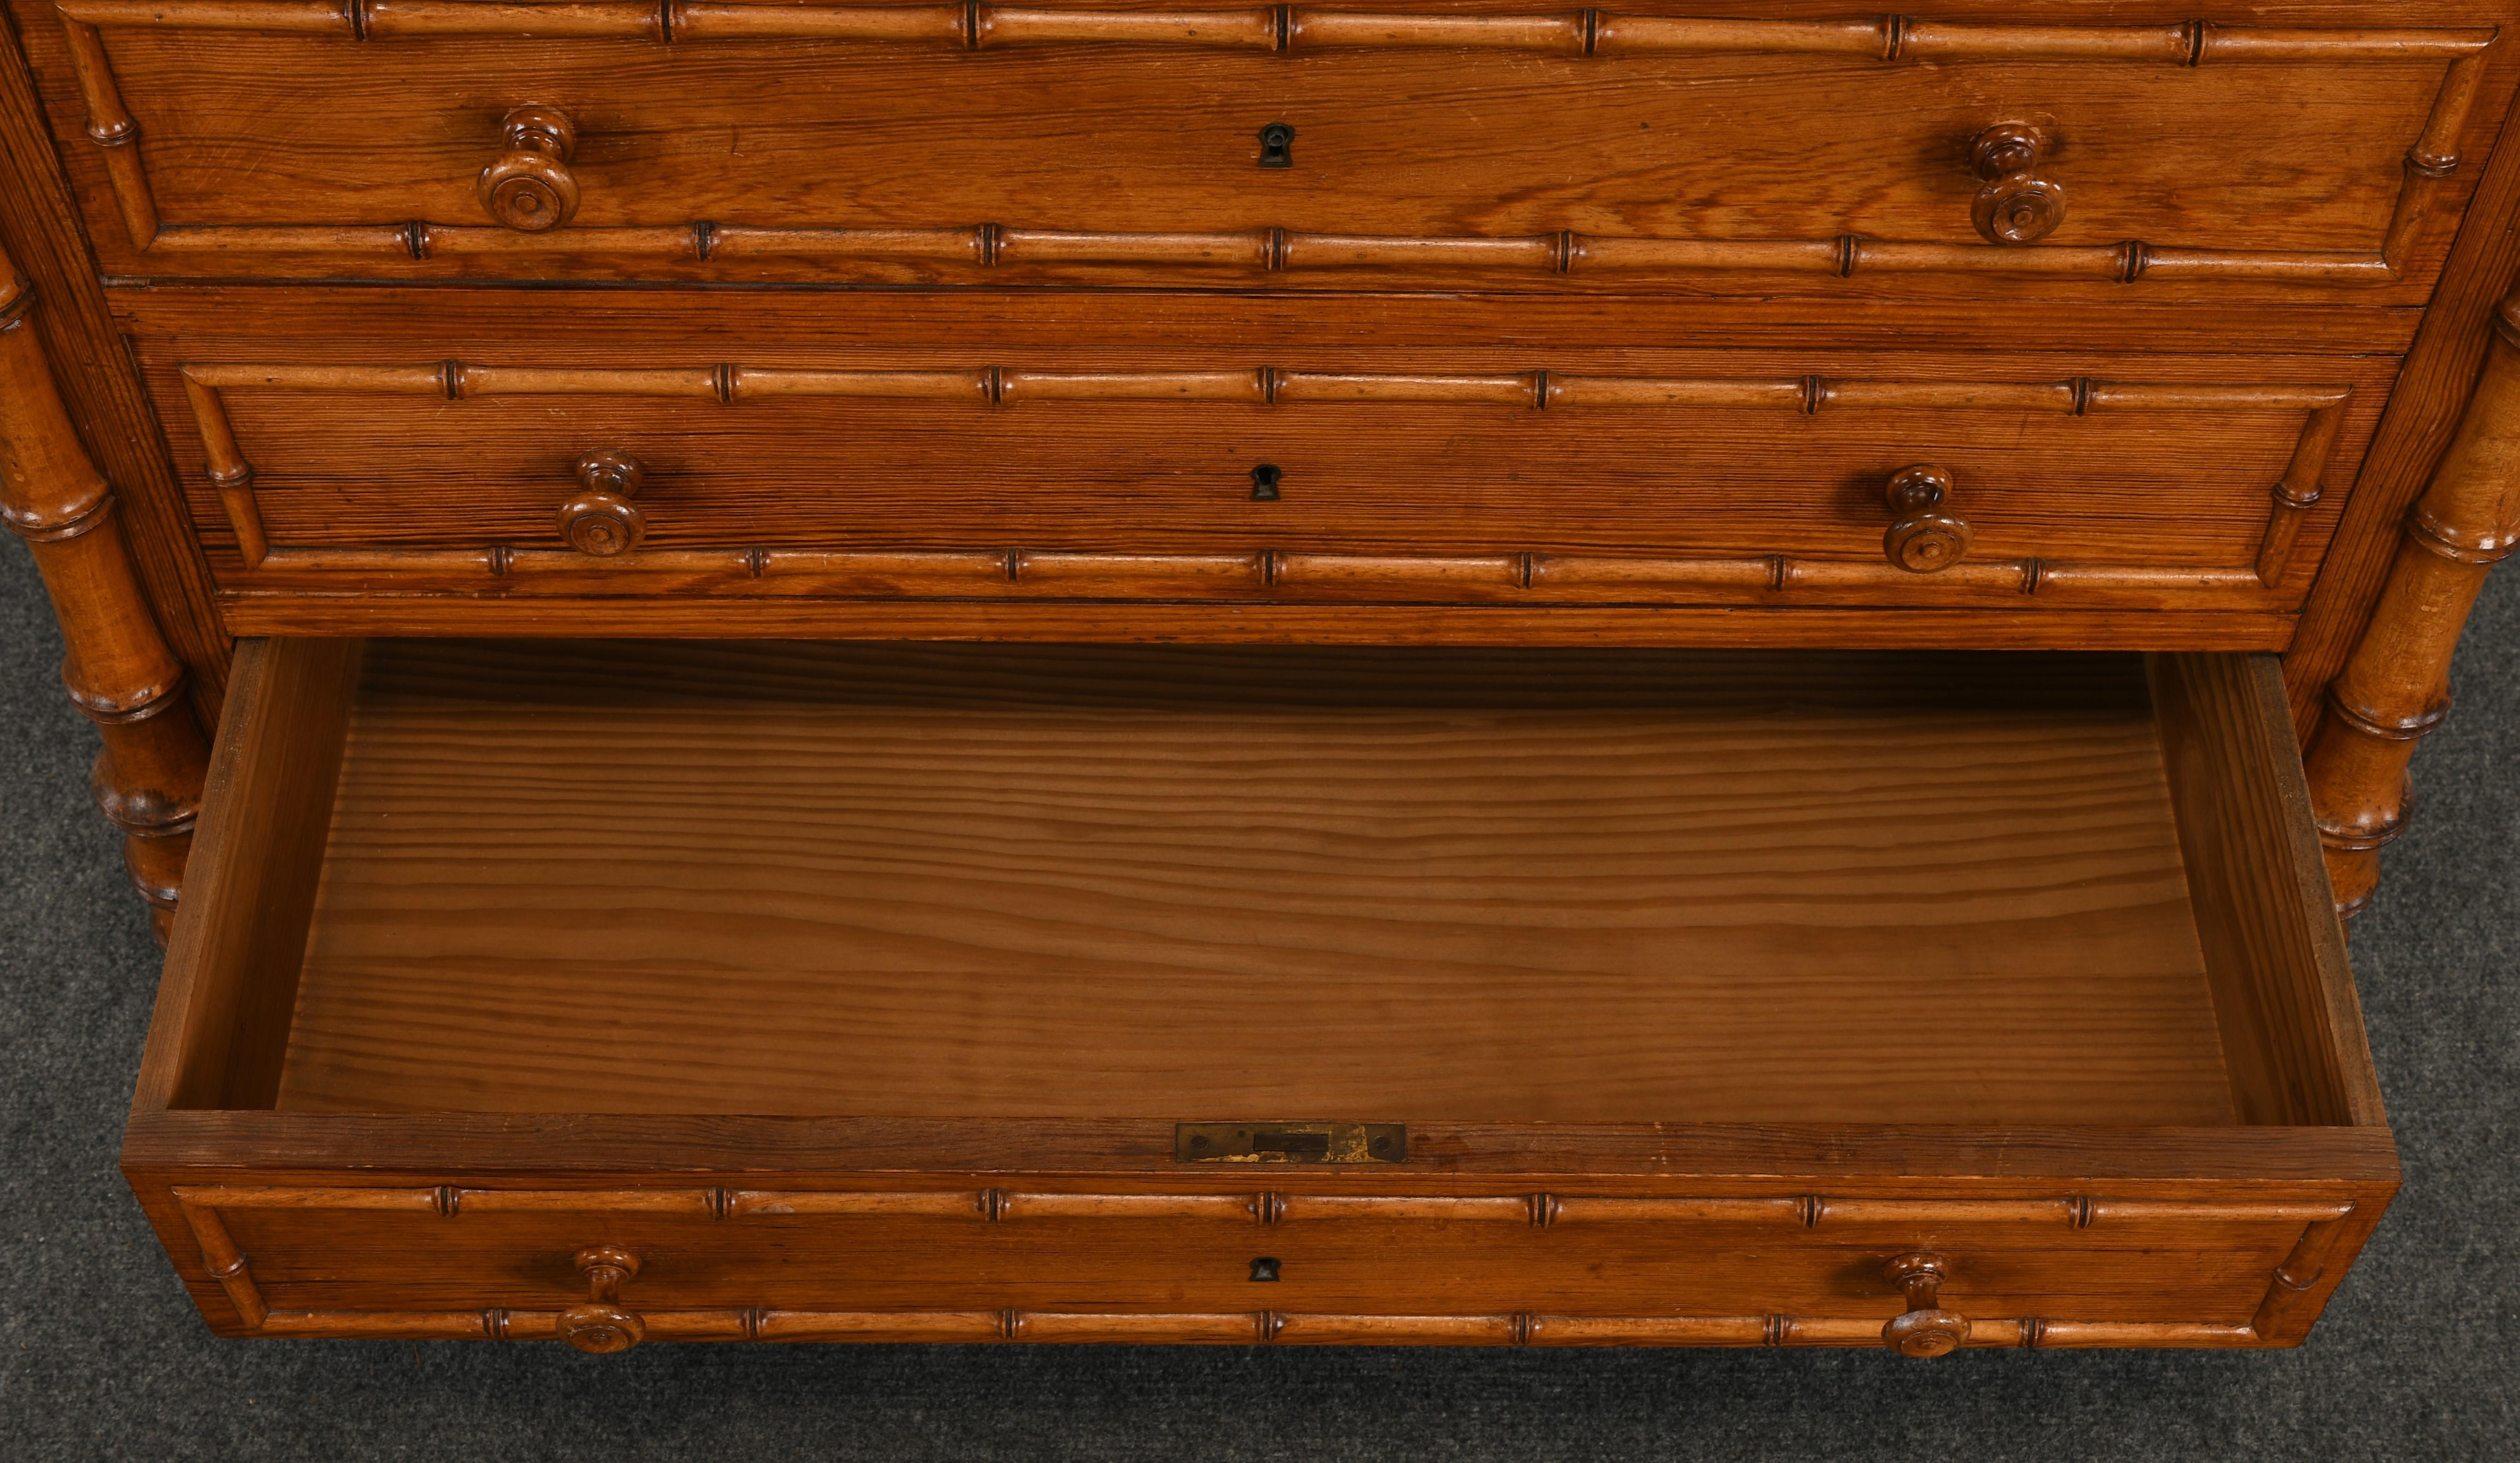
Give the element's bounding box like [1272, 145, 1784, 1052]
[127, 639, 2395, 1351]
[130, 308, 2396, 635]
[26, 0, 2510, 299]
[168, 1186, 2359, 1348]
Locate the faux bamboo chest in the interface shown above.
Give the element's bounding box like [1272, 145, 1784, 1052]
[3, 0, 2516, 1357]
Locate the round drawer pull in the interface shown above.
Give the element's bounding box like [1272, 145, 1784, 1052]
[1881, 1251, 1969, 1357]
[1970, 123, 2065, 246]
[558, 449, 647, 556]
[1881, 463, 1972, 573]
[478, 105, 580, 233]
[559, 1245, 645, 1355]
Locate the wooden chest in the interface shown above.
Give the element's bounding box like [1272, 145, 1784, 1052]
[4, 0, 2517, 1357]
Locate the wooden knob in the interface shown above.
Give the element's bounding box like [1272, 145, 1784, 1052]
[478, 106, 579, 233]
[1970, 123, 2065, 245]
[558, 1245, 644, 1355]
[1881, 463, 1972, 573]
[1881, 1251, 1969, 1357]
[558, 449, 646, 556]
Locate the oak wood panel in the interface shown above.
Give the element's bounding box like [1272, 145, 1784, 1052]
[185, 1195, 2318, 1323]
[154, 354, 2373, 576]
[213, 598, 2308, 649]
[109, 283, 2433, 359]
[18, 0, 2514, 300]
[259, 639, 2236, 1125]
[124, 330, 2395, 627]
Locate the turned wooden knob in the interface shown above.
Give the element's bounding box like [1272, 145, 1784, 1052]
[558, 1245, 644, 1354]
[478, 106, 579, 232]
[558, 449, 646, 556]
[1882, 1251, 1969, 1357]
[1881, 463, 1972, 573]
[1970, 123, 2065, 245]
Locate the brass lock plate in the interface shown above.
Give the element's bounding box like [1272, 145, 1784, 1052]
[1174, 1122, 1406, 1163]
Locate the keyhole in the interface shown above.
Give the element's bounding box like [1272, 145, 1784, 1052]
[1257, 122, 1294, 168]
[1250, 464, 1282, 501]
[1249, 1257, 1282, 1282]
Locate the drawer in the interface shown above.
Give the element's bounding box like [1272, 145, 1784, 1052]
[128, 311, 2398, 637]
[25, 0, 2513, 300]
[126, 638, 2396, 1351]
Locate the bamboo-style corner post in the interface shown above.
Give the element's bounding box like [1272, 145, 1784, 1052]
[2307, 286, 2520, 918]
[0, 239, 207, 942]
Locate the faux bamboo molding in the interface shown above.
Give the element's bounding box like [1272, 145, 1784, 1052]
[52, 7, 2490, 284]
[0, 243, 208, 940]
[2307, 284, 2520, 917]
[166, 1185, 2354, 1351]
[176, 360, 2351, 603]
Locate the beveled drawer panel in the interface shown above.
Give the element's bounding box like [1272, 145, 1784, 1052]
[25, 0, 2510, 298]
[147, 346, 2393, 618]
[161, 1182, 2358, 1348]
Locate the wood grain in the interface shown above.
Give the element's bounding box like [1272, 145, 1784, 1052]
[20, 1, 2505, 298]
[136, 637, 361, 1111]
[2149, 653, 2378, 1127]
[0, 15, 230, 720]
[174, 1181, 2325, 1325]
[260, 639, 2238, 1126]
[2304, 288, 2520, 914]
[131, 330, 2392, 631]
[0, 234, 213, 938]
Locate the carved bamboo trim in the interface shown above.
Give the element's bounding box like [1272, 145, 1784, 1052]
[48, 3, 2498, 59]
[177, 361, 2350, 598]
[2306, 287, 2520, 917]
[219, 1305, 2269, 1347]
[0, 244, 208, 939]
[168, 1184, 2342, 1346]
[166, 1183, 2356, 1225]
[55, 10, 2489, 282]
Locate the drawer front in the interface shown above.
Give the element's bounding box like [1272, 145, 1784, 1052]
[30, 0, 2510, 298]
[145, 342, 2391, 615]
[161, 1184, 2362, 1349]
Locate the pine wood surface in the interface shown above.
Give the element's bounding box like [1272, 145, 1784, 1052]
[259, 638, 2236, 1125]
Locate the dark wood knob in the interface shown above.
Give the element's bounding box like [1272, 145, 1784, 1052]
[558, 1245, 644, 1354]
[478, 106, 579, 233]
[1881, 1251, 1969, 1357]
[558, 449, 646, 556]
[1881, 463, 1972, 573]
[1970, 123, 2065, 245]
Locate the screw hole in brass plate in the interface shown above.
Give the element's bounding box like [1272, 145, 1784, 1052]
[1175, 1122, 1406, 1163]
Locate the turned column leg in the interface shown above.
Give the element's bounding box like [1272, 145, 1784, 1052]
[0, 245, 207, 943]
[2307, 287, 2520, 918]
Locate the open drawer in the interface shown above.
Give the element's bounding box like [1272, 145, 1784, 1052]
[125, 640, 2396, 1353]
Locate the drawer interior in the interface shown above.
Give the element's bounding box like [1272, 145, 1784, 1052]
[153, 640, 2374, 1133]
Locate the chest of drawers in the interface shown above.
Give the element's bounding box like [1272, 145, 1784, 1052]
[2, 0, 2515, 1357]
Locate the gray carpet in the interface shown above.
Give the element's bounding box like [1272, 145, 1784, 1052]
[3, 543, 2512, 1462]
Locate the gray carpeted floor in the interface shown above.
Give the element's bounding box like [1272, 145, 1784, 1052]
[3, 543, 2512, 1462]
